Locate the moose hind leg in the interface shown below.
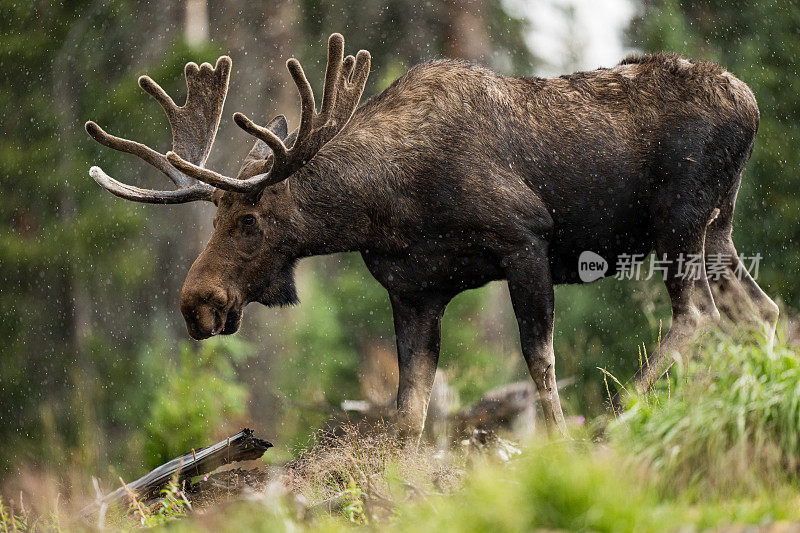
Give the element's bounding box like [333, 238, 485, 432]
[633, 216, 720, 395]
[705, 214, 779, 343]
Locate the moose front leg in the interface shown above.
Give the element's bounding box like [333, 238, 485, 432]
[505, 245, 569, 438]
[390, 293, 447, 445]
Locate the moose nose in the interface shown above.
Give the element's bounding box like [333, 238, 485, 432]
[180, 285, 230, 340]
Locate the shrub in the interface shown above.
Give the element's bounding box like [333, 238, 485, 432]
[142, 337, 254, 467]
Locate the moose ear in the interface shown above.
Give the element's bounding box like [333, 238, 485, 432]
[236, 114, 288, 180]
[265, 114, 288, 141]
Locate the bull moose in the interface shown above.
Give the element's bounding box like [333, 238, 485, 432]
[85, 34, 778, 441]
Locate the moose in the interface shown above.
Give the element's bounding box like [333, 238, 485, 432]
[85, 34, 778, 441]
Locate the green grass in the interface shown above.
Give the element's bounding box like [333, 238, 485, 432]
[609, 331, 800, 498]
[392, 439, 799, 533]
[1, 496, 32, 532]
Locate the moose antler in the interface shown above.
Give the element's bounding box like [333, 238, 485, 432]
[166, 33, 371, 195]
[84, 56, 232, 203]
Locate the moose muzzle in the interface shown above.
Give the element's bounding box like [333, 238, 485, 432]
[180, 280, 243, 340]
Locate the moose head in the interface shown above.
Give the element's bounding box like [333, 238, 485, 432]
[85, 35, 370, 339]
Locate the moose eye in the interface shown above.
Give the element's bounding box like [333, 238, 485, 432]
[241, 214, 257, 227]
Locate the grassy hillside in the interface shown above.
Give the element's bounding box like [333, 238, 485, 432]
[4, 331, 800, 531]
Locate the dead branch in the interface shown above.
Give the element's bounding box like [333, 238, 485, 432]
[81, 428, 271, 518]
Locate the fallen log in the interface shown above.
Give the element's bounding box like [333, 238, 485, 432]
[453, 376, 576, 438]
[333, 376, 577, 442]
[83, 428, 272, 516]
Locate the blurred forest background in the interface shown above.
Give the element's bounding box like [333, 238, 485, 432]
[0, 0, 797, 489]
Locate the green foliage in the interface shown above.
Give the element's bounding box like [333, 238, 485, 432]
[441, 285, 526, 405]
[138, 479, 192, 527]
[610, 333, 800, 498]
[14, 335, 800, 532]
[273, 255, 382, 449]
[275, 256, 525, 445]
[340, 477, 366, 524]
[0, 496, 30, 532]
[143, 338, 254, 467]
[109, 476, 192, 529]
[158, 335, 800, 532]
[279, 256, 388, 403]
[0, 0, 224, 474]
[554, 278, 670, 416]
[297, 0, 535, 86]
